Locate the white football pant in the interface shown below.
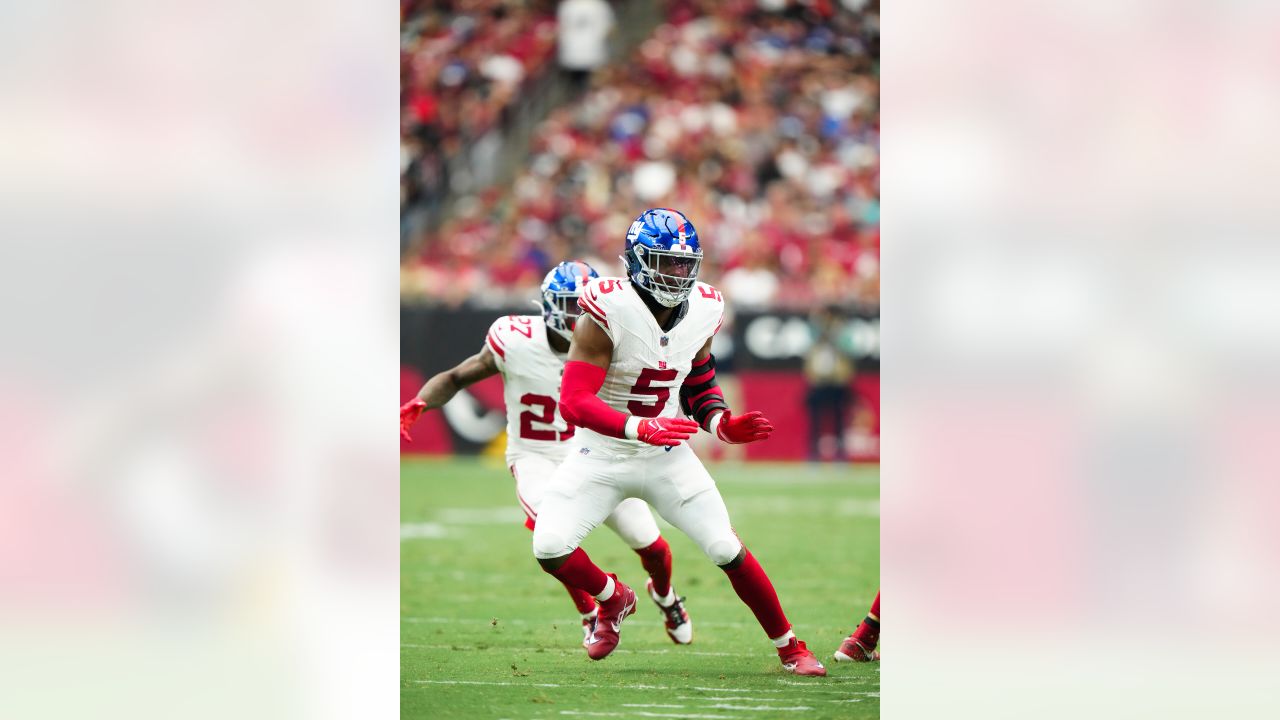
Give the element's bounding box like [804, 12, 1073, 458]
[512, 454, 661, 550]
[532, 444, 743, 566]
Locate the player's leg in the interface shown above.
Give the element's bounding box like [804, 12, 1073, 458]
[835, 590, 880, 662]
[531, 451, 637, 659]
[602, 498, 692, 644]
[833, 386, 851, 461]
[511, 456, 598, 642]
[806, 387, 824, 461]
[641, 445, 826, 676]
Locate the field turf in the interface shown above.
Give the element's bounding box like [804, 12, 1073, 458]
[402, 456, 880, 719]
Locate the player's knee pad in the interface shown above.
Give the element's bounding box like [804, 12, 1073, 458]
[531, 527, 574, 560]
[704, 537, 743, 566]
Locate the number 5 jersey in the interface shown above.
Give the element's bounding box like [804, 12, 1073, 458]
[574, 277, 725, 458]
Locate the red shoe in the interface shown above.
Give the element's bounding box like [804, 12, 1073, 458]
[777, 637, 827, 676]
[646, 578, 693, 644]
[833, 635, 880, 662]
[585, 575, 636, 660]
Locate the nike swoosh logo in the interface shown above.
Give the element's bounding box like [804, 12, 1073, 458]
[611, 597, 637, 631]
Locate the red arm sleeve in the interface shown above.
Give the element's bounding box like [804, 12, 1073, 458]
[559, 360, 629, 439]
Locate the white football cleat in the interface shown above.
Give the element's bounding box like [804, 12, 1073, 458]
[647, 578, 693, 644]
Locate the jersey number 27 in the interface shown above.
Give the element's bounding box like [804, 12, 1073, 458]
[519, 393, 575, 441]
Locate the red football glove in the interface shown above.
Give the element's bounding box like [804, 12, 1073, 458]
[400, 399, 426, 441]
[714, 410, 774, 444]
[635, 417, 700, 447]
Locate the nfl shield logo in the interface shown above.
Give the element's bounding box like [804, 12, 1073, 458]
[660, 336, 669, 347]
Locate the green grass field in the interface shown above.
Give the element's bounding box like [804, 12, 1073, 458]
[402, 456, 880, 719]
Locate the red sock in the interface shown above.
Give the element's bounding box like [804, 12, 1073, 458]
[721, 549, 791, 639]
[853, 590, 880, 647]
[634, 537, 673, 598]
[563, 581, 598, 615]
[528, 524, 601, 612]
[544, 547, 609, 598]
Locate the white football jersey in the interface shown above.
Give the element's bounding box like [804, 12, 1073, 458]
[574, 277, 725, 457]
[484, 314, 575, 464]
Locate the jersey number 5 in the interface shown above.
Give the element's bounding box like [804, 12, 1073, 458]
[627, 367, 680, 417]
[519, 393, 575, 441]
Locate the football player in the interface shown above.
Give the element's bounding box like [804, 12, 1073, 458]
[400, 261, 694, 646]
[530, 209, 827, 676]
[834, 590, 880, 662]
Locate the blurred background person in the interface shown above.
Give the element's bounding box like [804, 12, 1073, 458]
[557, 0, 616, 95]
[804, 305, 856, 462]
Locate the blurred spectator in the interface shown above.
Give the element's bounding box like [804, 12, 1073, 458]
[403, 0, 880, 312]
[400, 0, 559, 249]
[805, 305, 855, 461]
[557, 0, 616, 94]
[721, 243, 780, 309]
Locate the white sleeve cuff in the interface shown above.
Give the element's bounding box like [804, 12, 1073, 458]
[623, 416, 642, 440]
[706, 410, 726, 434]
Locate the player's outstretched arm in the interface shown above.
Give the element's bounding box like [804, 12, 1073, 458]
[400, 346, 499, 441]
[560, 316, 698, 446]
[681, 338, 774, 444]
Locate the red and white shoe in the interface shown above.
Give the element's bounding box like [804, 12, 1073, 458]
[777, 637, 827, 676]
[581, 609, 598, 649]
[585, 575, 636, 660]
[833, 635, 879, 662]
[646, 578, 693, 644]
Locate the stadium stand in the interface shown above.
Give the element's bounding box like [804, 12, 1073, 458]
[401, 0, 879, 313]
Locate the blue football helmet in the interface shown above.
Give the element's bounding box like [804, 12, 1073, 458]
[623, 208, 703, 307]
[539, 260, 600, 342]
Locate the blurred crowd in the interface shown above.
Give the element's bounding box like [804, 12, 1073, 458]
[401, 0, 559, 231]
[402, 0, 880, 312]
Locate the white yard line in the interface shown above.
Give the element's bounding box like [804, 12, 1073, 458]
[770, 681, 876, 695]
[411, 679, 869, 696]
[402, 616, 757, 629]
[627, 714, 742, 720]
[413, 679, 688, 690]
[400, 522, 448, 539]
[688, 687, 758, 693]
[560, 707, 742, 712]
[634, 707, 747, 712]
[435, 507, 524, 524]
[413, 679, 568, 688]
[621, 704, 685, 709]
[703, 705, 813, 712]
[675, 691, 783, 696]
[402, 643, 749, 657]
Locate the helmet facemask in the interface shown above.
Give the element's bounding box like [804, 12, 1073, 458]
[541, 289, 584, 342]
[632, 245, 701, 307]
